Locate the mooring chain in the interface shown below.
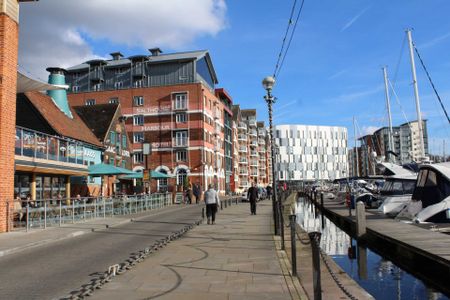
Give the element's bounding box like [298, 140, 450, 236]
[64, 220, 202, 300]
[312, 237, 359, 300]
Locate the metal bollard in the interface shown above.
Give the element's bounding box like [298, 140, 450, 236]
[72, 200, 75, 223]
[220, 201, 223, 210]
[356, 201, 366, 238]
[289, 215, 297, 276]
[309, 232, 322, 300]
[279, 202, 285, 250]
[26, 204, 29, 232]
[202, 207, 205, 220]
[59, 200, 62, 227]
[235, 198, 238, 204]
[44, 200, 47, 229]
[320, 193, 325, 229]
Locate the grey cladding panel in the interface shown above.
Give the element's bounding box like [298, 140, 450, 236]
[148, 61, 194, 87]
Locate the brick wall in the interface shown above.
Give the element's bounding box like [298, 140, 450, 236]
[0, 13, 18, 232]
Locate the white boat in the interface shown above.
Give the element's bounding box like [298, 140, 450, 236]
[378, 174, 417, 216]
[396, 162, 450, 223]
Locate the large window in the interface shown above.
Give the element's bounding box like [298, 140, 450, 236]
[133, 96, 144, 106]
[174, 131, 188, 147]
[174, 93, 187, 110]
[157, 169, 168, 192]
[133, 115, 144, 126]
[176, 150, 187, 162]
[133, 152, 143, 164]
[133, 132, 143, 143]
[175, 113, 187, 123]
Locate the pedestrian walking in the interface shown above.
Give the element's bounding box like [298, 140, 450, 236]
[204, 184, 220, 224]
[193, 182, 201, 204]
[247, 181, 259, 215]
[266, 185, 272, 200]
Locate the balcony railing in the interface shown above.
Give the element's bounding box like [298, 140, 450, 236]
[238, 134, 247, 141]
[258, 139, 266, 145]
[238, 122, 247, 130]
[90, 69, 104, 82]
[248, 119, 257, 127]
[249, 130, 257, 136]
[249, 141, 258, 147]
[239, 158, 248, 164]
[239, 182, 249, 187]
[238, 147, 247, 153]
[249, 160, 258, 167]
[250, 151, 258, 157]
[239, 170, 248, 176]
[258, 129, 265, 136]
[15, 126, 95, 165]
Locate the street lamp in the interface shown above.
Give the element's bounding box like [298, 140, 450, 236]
[262, 76, 280, 235]
[142, 141, 151, 193]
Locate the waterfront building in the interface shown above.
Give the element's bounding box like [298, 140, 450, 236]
[63, 49, 229, 194]
[73, 103, 133, 195]
[15, 89, 103, 201]
[256, 121, 271, 187]
[231, 105, 246, 192]
[274, 124, 348, 181]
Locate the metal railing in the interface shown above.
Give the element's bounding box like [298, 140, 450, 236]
[8, 193, 172, 232]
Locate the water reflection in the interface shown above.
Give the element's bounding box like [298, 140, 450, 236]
[296, 197, 448, 300]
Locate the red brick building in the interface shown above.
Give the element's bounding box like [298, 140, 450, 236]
[64, 50, 229, 194]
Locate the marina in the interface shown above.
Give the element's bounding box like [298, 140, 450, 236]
[298, 191, 450, 297]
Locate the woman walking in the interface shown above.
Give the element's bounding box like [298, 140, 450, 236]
[204, 184, 220, 225]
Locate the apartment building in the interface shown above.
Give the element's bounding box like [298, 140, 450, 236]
[274, 125, 348, 181]
[63, 49, 229, 194]
[257, 121, 270, 187]
[241, 110, 259, 184]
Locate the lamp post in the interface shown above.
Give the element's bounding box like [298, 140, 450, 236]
[262, 76, 279, 235]
[143, 141, 151, 193]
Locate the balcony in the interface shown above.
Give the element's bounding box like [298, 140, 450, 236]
[249, 141, 258, 148]
[173, 137, 188, 147]
[238, 122, 247, 130]
[239, 169, 249, 176]
[260, 173, 267, 178]
[248, 119, 257, 127]
[238, 134, 247, 141]
[259, 165, 267, 170]
[239, 158, 248, 164]
[258, 129, 265, 136]
[258, 147, 265, 153]
[239, 181, 249, 188]
[249, 130, 257, 137]
[15, 126, 93, 166]
[258, 139, 266, 145]
[238, 147, 247, 153]
[250, 172, 258, 177]
[250, 151, 258, 157]
[249, 160, 258, 167]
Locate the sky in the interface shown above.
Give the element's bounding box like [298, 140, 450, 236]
[18, 0, 450, 155]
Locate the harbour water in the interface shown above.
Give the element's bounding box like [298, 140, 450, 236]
[296, 197, 449, 300]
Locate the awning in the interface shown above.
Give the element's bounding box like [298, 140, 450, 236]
[120, 170, 172, 179]
[88, 163, 134, 176]
[17, 71, 69, 93]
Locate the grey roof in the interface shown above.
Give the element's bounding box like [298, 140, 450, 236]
[65, 50, 218, 84]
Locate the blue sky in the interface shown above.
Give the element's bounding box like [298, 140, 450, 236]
[19, 0, 450, 155]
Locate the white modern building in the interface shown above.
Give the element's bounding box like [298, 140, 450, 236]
[274, 125, 348, 181]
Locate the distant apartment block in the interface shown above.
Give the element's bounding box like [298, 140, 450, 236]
[274, 125, 348, 181]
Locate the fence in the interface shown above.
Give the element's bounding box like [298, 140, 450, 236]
[9, 193, 172, 232]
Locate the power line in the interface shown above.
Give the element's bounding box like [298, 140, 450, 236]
[273, 0, 305, 79]
[413, 42, 450, 124]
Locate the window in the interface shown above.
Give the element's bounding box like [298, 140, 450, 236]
[122, 135, 127, 148]
[134, 79, 143, 88]
[92, 83, 102, 91]
[72, 85, 79, 93]
[110, 131, 116, 144]
[133, 96, 144, 106]
[175, 131, 188, 146]
[85, 99, 96, 106]
[174, 93, 187, 110]
[176, 150, 187, 162]
[177, 169, 188, 186]
[133, 132, 143, 143]
[133, 152, 143, 164]
[109, 97, 119, 104]
[157, 170, 168, 192]
[176, 113, 187, 123]
[114, 81, 123, 89]
[133, 115, 144, 126]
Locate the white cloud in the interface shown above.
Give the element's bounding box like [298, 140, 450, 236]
[18, 0, 227, 79]
[327, 85, 384, 103]
[418, 31, 450, 49]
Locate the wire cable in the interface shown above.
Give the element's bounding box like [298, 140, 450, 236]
[273, 0, 306, 79]
[413, 43, 450, 124]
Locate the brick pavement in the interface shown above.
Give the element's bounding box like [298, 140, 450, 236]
[89, 201, 306, 300]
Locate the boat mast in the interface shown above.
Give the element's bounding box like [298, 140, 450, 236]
[406, 29, 426, 161]
[353, 116, 359, 177]
[383, 66, 395, 163]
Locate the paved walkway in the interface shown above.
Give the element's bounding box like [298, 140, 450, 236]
[89, 201, 306, 300]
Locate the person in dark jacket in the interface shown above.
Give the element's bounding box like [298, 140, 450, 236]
[247, 181, 259, 215]
[193, 183, 201, 204]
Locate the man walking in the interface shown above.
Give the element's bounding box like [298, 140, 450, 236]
[193, 182, 201, 204]
[247, 181, 259, 215]
[204, 184, 220, 224]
